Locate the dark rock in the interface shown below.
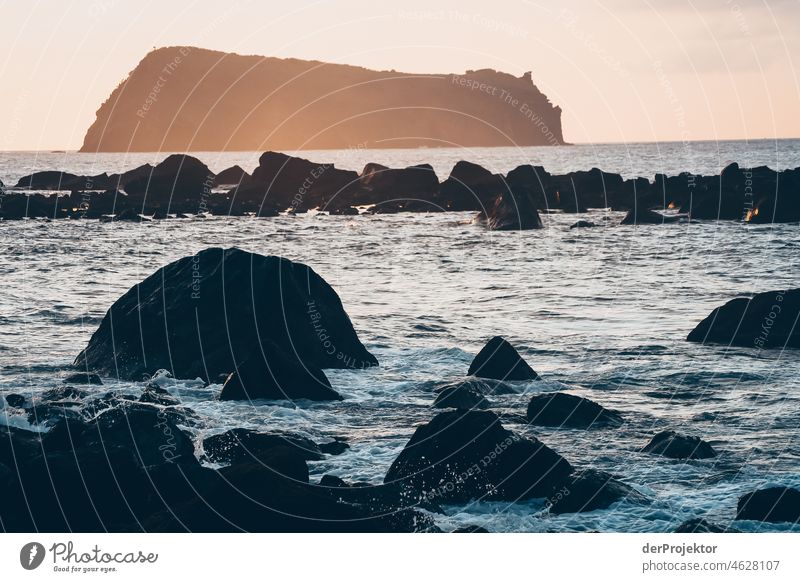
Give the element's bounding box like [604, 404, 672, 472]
[74, 247, 377, 381]
[42, 386, 88, 401]
[620, 207, 682, 225]
[526, 392, 622, 429]
[213, 165, 250, 186]
[570, 220, 597, 229]
[219, 347, 341, 401]
[319, 474, 349, 488]
[687, 288, 800, 349]
[327, 205, 359, 215]
[468, 336, 538, 381]
[452, 525, 490, 533]
[318, 439, 349, 455]
[123, 154, 214, 206]
[14, 170, 81, 189]
[63, 372, 103, 385]
[736, 487, 800, 523]
[27, 401, 84, 427]
[547, 469, 647, 514]
[384, 410, 572, 503]
[433, 382, 491, 410]
[5, 394, 27, 408]
[484, 187, 543, 230]
[139, 384, 181, 406]
[438, 161, 506, 211]
[355, 163, 439, 206]
[641, 430, 717, 459]
[203, 428, 324, 465]
[674, 518, 740, 533]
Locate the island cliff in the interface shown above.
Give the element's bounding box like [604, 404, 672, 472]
[79, 46, 564, 152]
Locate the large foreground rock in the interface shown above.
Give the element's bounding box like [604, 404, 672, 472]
[468, 336, 539, 381]
[526, 392, 622, 429]
[384, 410, 572, 503]
[736, 487, 800, 523]
[687, 289, 800, 349]
[73, 247, 377, 381]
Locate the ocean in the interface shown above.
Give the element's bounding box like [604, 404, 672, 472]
[1, 139, 799, 532]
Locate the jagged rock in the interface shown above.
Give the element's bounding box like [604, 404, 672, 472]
[548, 469, 647, 514]
[736, 487, 800, 523]
[526, 392, 622, 428]
[384, 410, 572, 503]
[139, 384, 181, 406]
[641, 430, 717, 459]
[41, 386, 88, 401]
[74, 247, 377, 381]
[63, 372, 103, 385]
[433, 382, 491, 410]
[468, 336, 538, 381]
[674, 518, 740, 533]
[687, 288, 800, 349]
[218, 347, 341, 402]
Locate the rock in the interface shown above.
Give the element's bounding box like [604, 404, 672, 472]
[27, 401, 84, 426]
[123, 154, 214, 206]
[484, 187, 543, 230]
[433, 382, 491, 410]
[736, 487, 800, 523]
[5, 394, 27, 408]
[63, 372, 103, 385]
[327, 205, 359, 215]
[218, 347, 341, 401]
[547, 469, 647, 514]
[14, 170, 81, 189]
[687, 289, 800, 349]
[319, 474, 349, 488]
[74, 247, 377, 381]
[356, 163, 439, 206]
[468, 336, 538, 381]
[213, 165, 250, 186]
[438, 161, 506, 211]
[384, 410, 572, 503]
[526, 392, 622, 428]
[570, 220, 597, 229]
[139, 384, 181, 406]
[41, 386, 88, 401]
[674, 518, 740, 533]
[641, 430, 717, 459]
[203, 428, 324, 465]
[318, 439, 349, 455]
[620, 207, 682, 225]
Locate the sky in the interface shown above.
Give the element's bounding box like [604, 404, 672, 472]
[0, 0, 798, 150]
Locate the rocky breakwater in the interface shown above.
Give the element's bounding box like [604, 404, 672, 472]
[4, 153, 800, 223]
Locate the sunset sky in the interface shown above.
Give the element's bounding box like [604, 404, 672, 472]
[1, 0, 798, 151]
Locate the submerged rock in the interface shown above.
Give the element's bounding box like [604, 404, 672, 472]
[73, 247, 377, 382]
[736, 486, 800, 523]
[4, 394, 27, 408]
[203, 428, 324, 465]
[526, 392, 622, 428]
[687, 288, 800, 349]
[547, 469, 647, 514]
[570, 220, 597, 229]
[641, 430, 717, 459]
[468, 336, 539, 381]
[384, 410, 572, 503]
